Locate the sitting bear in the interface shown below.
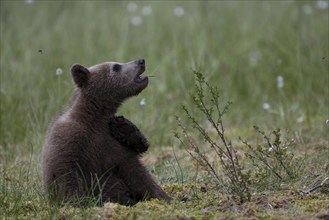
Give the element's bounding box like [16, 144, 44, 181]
[42, 58, 171, 206]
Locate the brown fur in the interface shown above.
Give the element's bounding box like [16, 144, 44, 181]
[42, 59, 171, 206]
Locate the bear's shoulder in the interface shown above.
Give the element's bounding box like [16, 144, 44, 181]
[48, 114, 90, 146]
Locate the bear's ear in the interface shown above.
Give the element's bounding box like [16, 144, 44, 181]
[71, 64, 90, 88]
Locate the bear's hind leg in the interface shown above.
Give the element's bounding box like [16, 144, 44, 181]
[117, 158, 171, 203]
[100, 174, 138, 206]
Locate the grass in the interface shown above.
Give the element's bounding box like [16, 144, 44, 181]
[1, 0, 328, 219]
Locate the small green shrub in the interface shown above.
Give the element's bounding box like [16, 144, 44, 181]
[174, 69, 251, 202]
[174, 69, 307, 202]
[242, 126, 302, 190]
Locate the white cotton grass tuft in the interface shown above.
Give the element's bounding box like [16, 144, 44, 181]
[140, 98, 146, 106]
[303, 4, 313, 15]
[25, 0, 34, 4]
[317, 0, 328, 10]
[127, 2, 138, 12]
[174, 7, 185, 17]
[276, 75, 284, 89]
[262, 103, 270, 110]
[131, 16, 142, 26]
[249, 50, 262, 67]
[297, 116, 304, 123]
[56, 68, 63, 76]
[142, 6, 152, 16]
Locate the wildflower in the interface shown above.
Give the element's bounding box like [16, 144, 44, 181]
[174, 7, 185, 17]
[268, 147, 273, 152]
[127, 2, 137, 12]
[140, 98, 146, 106]
[262, 103, 270, 110]
[56, 68, 63, 76]
[317, 0, 328, 10]
[303, 5, 312, 15]
[276, 75, 284, 89]
[131, 16, 142, 26]
[142, 6, 152, 16]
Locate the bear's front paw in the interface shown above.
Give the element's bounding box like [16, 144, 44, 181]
[109, 116, 149, 153]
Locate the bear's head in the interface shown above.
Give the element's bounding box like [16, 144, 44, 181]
[71, 59, 148, 106]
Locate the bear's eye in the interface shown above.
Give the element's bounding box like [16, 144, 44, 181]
[112, 64, 122, 72]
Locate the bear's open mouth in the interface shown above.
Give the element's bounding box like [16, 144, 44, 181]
[134, 67, 148, 83]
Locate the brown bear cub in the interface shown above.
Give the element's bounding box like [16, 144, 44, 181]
[42, 59, 171, 206]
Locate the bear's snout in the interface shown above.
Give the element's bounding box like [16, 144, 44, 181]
[137, 58, 145, 66]
[136, 58, 146, 75]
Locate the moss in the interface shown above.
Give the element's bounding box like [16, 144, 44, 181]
[85, 184, 328, 220]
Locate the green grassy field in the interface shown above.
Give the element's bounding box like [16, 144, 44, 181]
[1, 1, 328, 219]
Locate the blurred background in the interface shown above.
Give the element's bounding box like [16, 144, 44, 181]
[1, 0, 328, 157]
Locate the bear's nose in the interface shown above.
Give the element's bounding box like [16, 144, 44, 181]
[138, 58, 145, 65]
